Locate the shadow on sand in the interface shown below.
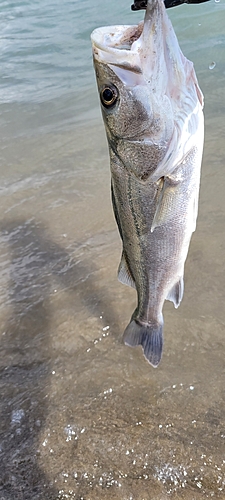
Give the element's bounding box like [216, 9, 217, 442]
[0, 218, 117, 500]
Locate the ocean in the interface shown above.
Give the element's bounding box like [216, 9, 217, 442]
[0, 0, 225, 498]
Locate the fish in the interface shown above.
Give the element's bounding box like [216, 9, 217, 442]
[91, 0, 204, 367]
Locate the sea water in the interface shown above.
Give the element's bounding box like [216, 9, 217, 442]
[0, 0, 225, 498]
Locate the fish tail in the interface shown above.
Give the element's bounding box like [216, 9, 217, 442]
[123, 319, 163, 368]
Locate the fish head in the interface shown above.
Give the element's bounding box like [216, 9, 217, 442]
[93, 59, 172, 142]
[91, 0, 204, 181]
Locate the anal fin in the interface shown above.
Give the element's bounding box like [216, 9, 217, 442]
[118, 252, 136, 289]
[166, 277, 184, 308]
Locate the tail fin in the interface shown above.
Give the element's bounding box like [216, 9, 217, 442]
[123, 319, 163, 368]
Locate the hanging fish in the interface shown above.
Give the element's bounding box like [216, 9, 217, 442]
[91, 0, 204, 367]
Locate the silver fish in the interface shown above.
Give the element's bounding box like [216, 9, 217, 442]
[91, 0, 204, 367]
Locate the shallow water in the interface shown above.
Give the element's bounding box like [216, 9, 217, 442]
[0, 0, 225, 499]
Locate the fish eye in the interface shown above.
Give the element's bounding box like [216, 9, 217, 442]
[100, 85, 118, 108]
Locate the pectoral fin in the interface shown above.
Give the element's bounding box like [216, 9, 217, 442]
[151, 176, 181, 233]
[118, 252, 136, 289]
[166, 277, 184, 308]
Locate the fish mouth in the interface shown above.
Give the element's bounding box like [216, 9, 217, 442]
[91, 0, 161, 56]
[91, 23, 143, 53]
[91, 23, 144, 73]
[91, 0, 167, 84]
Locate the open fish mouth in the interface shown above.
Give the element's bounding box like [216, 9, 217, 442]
[92, 23, 144, 53]
[91, 24, 144, 80]
[91, 0, 203, 119]
[91, 0, 161, 77]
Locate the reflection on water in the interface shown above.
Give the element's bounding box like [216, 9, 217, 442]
[0, 0, 225, 498]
